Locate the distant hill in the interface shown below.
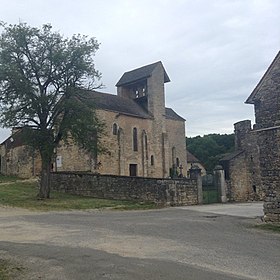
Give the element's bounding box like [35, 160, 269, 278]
[186, 134, 235, 172]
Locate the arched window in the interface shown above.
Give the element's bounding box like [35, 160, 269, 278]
[176, 157, 180, 167]
[151, 155, 154, 166]
[144, 133, 148, 160]
[112, 123, 118, 135]
[172, 147, 176, 164]
[133, 127, 138, 151]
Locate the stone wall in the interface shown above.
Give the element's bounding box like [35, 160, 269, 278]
[166, 118, 187, 177]
[54, 107, 187, 179]
[226, 152, 251, 201]
[50, 172, 199, 206]
[245, 51, 280, 223]
[221, 120, 264, 202]
[258, 128, 280, 222]
[0, 144, 41, 178]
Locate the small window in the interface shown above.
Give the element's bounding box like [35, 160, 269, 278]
[129, 164, 137, 176]
[133, 127, 138, 151]
[176, 157, 180, 167]
[113, 123, 118, 135]
[151, 155, 154, 166]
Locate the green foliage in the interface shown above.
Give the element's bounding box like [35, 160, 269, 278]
[0, 180, 158, 211]
[186, 134, 235, 171]
[255, 223, 280, 233]
[0, 22, 104, 198]
[0, 259, 25, 280]
[0, 174, 21, 183]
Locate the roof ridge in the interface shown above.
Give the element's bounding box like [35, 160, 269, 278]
[116, 61, 170, 87]
[245, 51, 280, 104]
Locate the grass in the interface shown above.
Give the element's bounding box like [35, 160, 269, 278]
[0, 176, 158, 211]
[255, 223, 280, 233]
[0, 174, 22, 183]
[0, 260, 10, 280]
[0, 259, 25, 280]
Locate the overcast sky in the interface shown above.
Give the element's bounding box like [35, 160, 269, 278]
[0, 0, 279, 142]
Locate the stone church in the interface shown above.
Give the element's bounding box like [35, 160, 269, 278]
[0, 62, 187, 179]
[221, 51, 280, 222]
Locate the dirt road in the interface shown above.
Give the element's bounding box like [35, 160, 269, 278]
[0, 203, 279, 279]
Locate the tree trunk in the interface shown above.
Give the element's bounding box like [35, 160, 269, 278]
[38, 158, 51, 199]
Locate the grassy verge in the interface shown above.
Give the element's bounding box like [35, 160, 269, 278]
[0, 178, 158, 211]
[0, 259, 25, 280]
[0, 175, 22, 183]
[255, 223, 280, 233]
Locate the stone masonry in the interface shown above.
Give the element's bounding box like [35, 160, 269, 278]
[245, 51, 280, 222]
[220, 120, 263, 202]
[50, 172, 200, 206]
[1, 62, 187, 180]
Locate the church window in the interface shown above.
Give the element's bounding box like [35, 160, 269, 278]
[172, 147, 176, 164]
[151, 155, 154, 166]
[133, 127, 138, 151]
[112, 123, 118, 135]
[145, 134, 148, 160]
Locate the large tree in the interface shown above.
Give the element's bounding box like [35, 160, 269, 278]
[0, 22, 104, 199]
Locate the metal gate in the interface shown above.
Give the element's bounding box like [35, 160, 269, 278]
[202, 174, 219, 204]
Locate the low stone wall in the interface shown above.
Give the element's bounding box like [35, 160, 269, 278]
[50, 172, 200, 206]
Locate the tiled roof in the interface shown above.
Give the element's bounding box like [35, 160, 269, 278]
[165, 108, 185, 121]
[1, 129, 24, 148]
[116, 61, 170, 87]
[246, 51, 280, 104]
[219, 150, 244, 161]
[81, 90, 151, 119]
[187, 150, 201, 163]
[80, 90, 185, 121]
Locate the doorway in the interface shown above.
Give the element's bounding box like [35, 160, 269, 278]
[129, 164, 137, 176]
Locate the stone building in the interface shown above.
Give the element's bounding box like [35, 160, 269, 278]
[220, 120, 263, 201]
[246, 51, 280, 222]
[0, 61, 187, 179]
[221, 51, 280, 222]
[0, 128, 41, 178]
[186, 150, 206, 176]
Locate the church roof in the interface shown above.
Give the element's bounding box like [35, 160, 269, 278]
[81, 90, 151, 119]
[115, 61, 170, 87]
[246, 51, 280, 104]
[80, 90, 185, 121]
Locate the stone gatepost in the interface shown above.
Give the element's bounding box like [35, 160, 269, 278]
[190, 165, 203, 204]
[214, 165, 227, 203]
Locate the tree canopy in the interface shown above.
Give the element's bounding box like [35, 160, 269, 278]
[0, 22, 104, 198]
[186, 134, 235, 171]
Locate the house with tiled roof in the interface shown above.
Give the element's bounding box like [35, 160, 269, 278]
[186, 150, 206, 176]
[0, 62, 187, 178]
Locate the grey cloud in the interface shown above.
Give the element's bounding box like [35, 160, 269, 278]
[0, 0, 279, 141]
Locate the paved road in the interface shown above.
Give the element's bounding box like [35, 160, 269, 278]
[0, 202, 279, 280]
[179, 202, 264, 218]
